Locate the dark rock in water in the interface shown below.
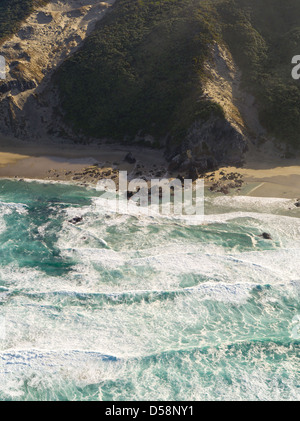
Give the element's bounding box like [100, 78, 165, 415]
[260, 232, 272, 240]
[219, 185, 229, 195]
[69, 216, 83, 224]
[235, 179, 243, 188]
[176, 174, 185, 184]
[127, 188, 141, 200]
[209, 182, 220, 192]
[124, 152, 136, 164]
[127, 191, 135, 199]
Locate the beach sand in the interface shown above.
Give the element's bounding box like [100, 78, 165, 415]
[0, 135, 168, 184]
[207, 141, 300, 198]
[209, 165, 300, 199]
[0, 135, 300, 199]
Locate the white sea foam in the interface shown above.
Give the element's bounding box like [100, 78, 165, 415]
[0, 201, 28, 234]
[208, 195, 294, 212]
[1, 182, 300, 400]
[0, 201, 28, 215]
[0, 341, 299, 401]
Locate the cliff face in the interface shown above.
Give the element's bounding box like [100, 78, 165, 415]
[0, 0, 299, 172]
[166, 42, 265, 174]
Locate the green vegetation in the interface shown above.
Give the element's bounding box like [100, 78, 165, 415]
[217, 0, 300, 148]
[1, 0, 300, 148]
[55, 0, 300, 148]
[0, 0, 49, 42]
[56, 0, 223, 144]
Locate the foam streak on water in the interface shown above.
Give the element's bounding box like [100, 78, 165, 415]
[0, 180, 299, 400]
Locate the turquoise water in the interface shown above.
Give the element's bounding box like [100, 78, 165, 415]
[0, 179, 299, 401]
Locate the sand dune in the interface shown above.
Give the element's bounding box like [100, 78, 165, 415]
[0, 0, 115, 139]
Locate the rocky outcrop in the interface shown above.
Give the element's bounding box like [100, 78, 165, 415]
[0, 79, 36, 94]
[124, 152, 136, 164]
[260, 233, 272, 240]
[167, 116, 247, 177]
[165, 43, 261, 177]
[0, 0, 115, 141]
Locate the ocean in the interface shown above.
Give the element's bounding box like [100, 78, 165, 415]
[0, 178, 299, 400]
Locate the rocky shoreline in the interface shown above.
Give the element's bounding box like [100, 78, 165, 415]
[40, 158, 246, 197]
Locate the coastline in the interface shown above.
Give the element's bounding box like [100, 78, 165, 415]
[0, 135, 300, 199]
[0, 135, 168, 186]
[208, 164, 300, 199]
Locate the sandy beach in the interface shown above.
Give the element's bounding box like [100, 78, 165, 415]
[207, 142, 300, 198]
[0, 135, 170, 184]
[210, 166, 300, 198]
[0, 135, 300, 199]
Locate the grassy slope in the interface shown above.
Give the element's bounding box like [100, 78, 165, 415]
[217, 0, 300, 149]
[0, 0, 49, 42]
[56, 0, 300, 149]
[55, 0, 224, 145]
[4, 0, 296, 150]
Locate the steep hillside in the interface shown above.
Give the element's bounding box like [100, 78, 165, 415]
[0, 0, 299, 173]
[55, 0, 249, 172]
[54, 0, 300, 165]
[217, 0, 300, 149]
[56, 0, 223, 142]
